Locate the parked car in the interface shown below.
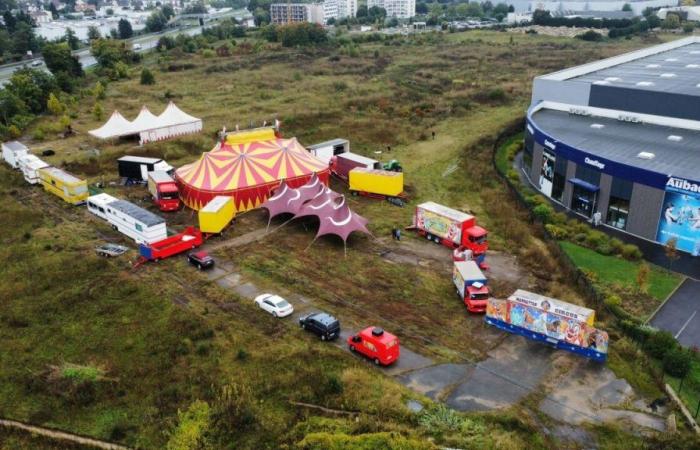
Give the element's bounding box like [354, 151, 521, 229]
[133, 43, 142, 50]
[95, 243, 129, 257]
[347, 326, 400, 366]
[188, 251, 214, 270]
[254, 293, 294, 318]
[299, 312, 340, 341]
[31, 59, 42, 67]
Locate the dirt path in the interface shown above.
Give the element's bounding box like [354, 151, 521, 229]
[0, 418, 130, 449]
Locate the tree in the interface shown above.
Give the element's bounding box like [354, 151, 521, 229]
[42, 42, 83, 78]
[162, 4, 175, 19]
[577, 30, 603, 41]
[683, 22, 695, 33]
[49, 3, 59, 19]
[118, 19, 133, 39]
[663, 347, 692, 378]
[146, 11, 168, 32]
[91, 39, 138, 70]
[622, 3, 632, 11]
[466, 2, 484, 18]
[65, 27, 80, 50]
[7, 68, 59, 114]
[662, 13, 681, 29]
[87, 26, 101, 40]
[387, 17, 399, 27]
[93, 81, 105, 99]
[92, 102, 103, 120]
[415, 2, 428, 14]
[140, 68, 155, 85]
[665, 237, 680, 270]
[636, 262, 650, 293]
[46, 93, 64, 116]
[356, 4, 368, 17]
[0, 89, 27, 125]
[106, 7, 114, 15]
[508, 4, 515, 12]
[277, 22, 327, 47]
[493, 2, 510, 16]
[368, 5, 387, 22]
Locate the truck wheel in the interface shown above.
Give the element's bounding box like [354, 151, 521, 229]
[426, 233, 433, 241]
[351, 191, 358, 196]
[321, 334, 326, 341]
[197, 264, 202, 270]
[374, 358, 380, 365]
[300, 323, 305, 329]
[349, 345, 355, 352]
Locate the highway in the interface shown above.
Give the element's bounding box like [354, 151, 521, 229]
[0, 9, 246, 84]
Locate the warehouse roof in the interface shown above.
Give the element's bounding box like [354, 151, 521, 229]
[530, 108, 700, 181]
[109, 200, 165, 227]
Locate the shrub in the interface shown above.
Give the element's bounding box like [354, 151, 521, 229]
[140, 68, 155, 85]
[596, 242, 614, 255]
[663, 347, 692, 378]
[32, 129, 45, 141]
[609, 238, 625, 254]
[506, 169, 520, 183]
[644, 330, 676, 359]
[573, 232, 587, 243]
[619, 319, 654, 343]
[202, 49, 215, 58]
[683, 22, 695, 33]
[585, 230, 606, 248]
[545, 223, 568, 240]
[577, 30, 603, 41]
[532, 204, 554, 223]
[550, 212, 568, 225]
[621, 244, 642, 260]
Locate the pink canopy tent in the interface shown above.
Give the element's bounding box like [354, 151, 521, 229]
[308, 195, 371, 254]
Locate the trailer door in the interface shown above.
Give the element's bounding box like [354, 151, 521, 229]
[140, 164, 149, 181]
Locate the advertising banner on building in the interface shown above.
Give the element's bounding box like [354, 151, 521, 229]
[656, 179, 700, 255]
[539, 150, 555, 197]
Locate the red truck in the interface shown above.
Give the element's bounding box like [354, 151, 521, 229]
[138, 226, 203, 261]
[148, 171, 180, 212]
[347, 327, 400, 366]
[413, 201, 488, 267]
[453, 261, 490, 313]
[330, 152, 381, 181]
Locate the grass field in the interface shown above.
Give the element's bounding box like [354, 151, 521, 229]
[559, 241, 682, 303]
[1, 29, 692, 447]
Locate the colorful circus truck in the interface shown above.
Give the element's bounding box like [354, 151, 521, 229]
[412, 202, 488, 267]
[485, 290, 609, 362]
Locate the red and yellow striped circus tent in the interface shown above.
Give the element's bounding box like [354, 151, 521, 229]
[175, 130, 330, 212]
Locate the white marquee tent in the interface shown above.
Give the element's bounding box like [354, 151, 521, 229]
[89, 102, 202, 145]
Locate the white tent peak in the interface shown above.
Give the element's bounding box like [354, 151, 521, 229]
[89, 110, 134, 139]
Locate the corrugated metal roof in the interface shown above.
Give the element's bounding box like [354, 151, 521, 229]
[3, 141, 28, 151]
[109, 200, 165, 227]
[531, 108, 700, 181]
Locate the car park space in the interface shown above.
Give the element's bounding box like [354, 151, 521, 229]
[650, 278, 700, 348]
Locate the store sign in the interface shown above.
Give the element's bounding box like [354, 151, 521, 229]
[584, 157, 605, 170]
[544, 139, 556, 150]
[666, 177, 700, 194]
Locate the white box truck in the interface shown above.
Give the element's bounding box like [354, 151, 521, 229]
[87, 193, 119, 220]
[104, 199, 167, 244]
[18, 154, 49, 184]
[2, 141, 28, 169]
[307, 138, 349, 165]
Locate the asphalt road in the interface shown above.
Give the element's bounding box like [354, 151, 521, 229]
[0, 10, 242, 84]
[650, 278, 700, 348]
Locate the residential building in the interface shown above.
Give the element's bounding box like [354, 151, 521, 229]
[270, 3, 324, 24]
[367, 0, 415, 19]
[323, 0, 357, 22]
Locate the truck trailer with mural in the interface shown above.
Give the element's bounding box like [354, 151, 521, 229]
[412, 202, 488, 266]
[485, 289, 608, 362]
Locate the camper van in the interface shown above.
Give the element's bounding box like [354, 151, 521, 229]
[18, 154, 49, 184]
[38, 167, 89, 205]
[87, 193, 119, 220]
[2, 141, 29, 169]
[104, 199, 167, 244]
[118, 156, 173, 182]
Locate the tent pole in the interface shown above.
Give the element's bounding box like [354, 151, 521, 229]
[304, 236, 318, 252]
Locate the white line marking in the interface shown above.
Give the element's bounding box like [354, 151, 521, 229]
[675, 310, 697, 339]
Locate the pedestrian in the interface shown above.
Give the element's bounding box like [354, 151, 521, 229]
[396, 228, 401, 241]
[593, 211, 602, 227]
[387, 145, 391, 153]
[391, 228, 397, 240]
[432, 131, 436, 140]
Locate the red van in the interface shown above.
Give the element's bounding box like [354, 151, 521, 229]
[347, 327, 400, 366]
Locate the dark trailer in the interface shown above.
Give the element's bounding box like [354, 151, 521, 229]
[117, 156, 173, 182]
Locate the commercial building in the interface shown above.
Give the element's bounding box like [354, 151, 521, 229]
[529, 0, 676, 16]
[270, 3, 324, 24]
[524, 37, 700, 255]
[367, 0, 415, 19]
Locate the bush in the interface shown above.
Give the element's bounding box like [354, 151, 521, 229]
[577, 30, 603, 41]
[32, 129, 45, 141]
[621, 244, 642, 260]
[683, 22, 695, 33]
[140, 68, 155, 85]
[573, 232, 587, 243]
[663, 347, 692, 378]
[596, 242, 614, 255]
[532, 203, 554, 223]
[619, 319, 654, 343]
[506, 169, 520, 183]
[644, 330, 677, 359]
[610, 238, 625, 254]
[545, 223, 568, 240]
[202, 49, 215, 58]
[585, 230, 606, 248]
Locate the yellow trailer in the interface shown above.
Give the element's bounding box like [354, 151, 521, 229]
[38, 166, 88, 205]
[199, 195, 235, 234]
[349, 168, 404, 197]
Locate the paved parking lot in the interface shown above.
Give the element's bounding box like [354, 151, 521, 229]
[650, 279, 700, 348]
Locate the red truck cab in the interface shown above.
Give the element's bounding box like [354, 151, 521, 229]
[347, 327, 399, 366]
[465, 281, 489, 313]
[148, 171, 180, 212]
[466, 225, 488, 256]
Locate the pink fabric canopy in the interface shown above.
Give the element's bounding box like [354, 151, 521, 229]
[316, 196, 370, 242]
[260, 180, 298, 219]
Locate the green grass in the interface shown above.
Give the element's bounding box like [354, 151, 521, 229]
[494, 132, 523, 176]
[560, 241, 682, 302]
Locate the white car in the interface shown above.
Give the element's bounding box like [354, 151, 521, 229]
[254, 294, 294, 318]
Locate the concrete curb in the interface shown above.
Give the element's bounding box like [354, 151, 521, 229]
[665, 384, 700, 434]
[645, 277, 687, 325]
